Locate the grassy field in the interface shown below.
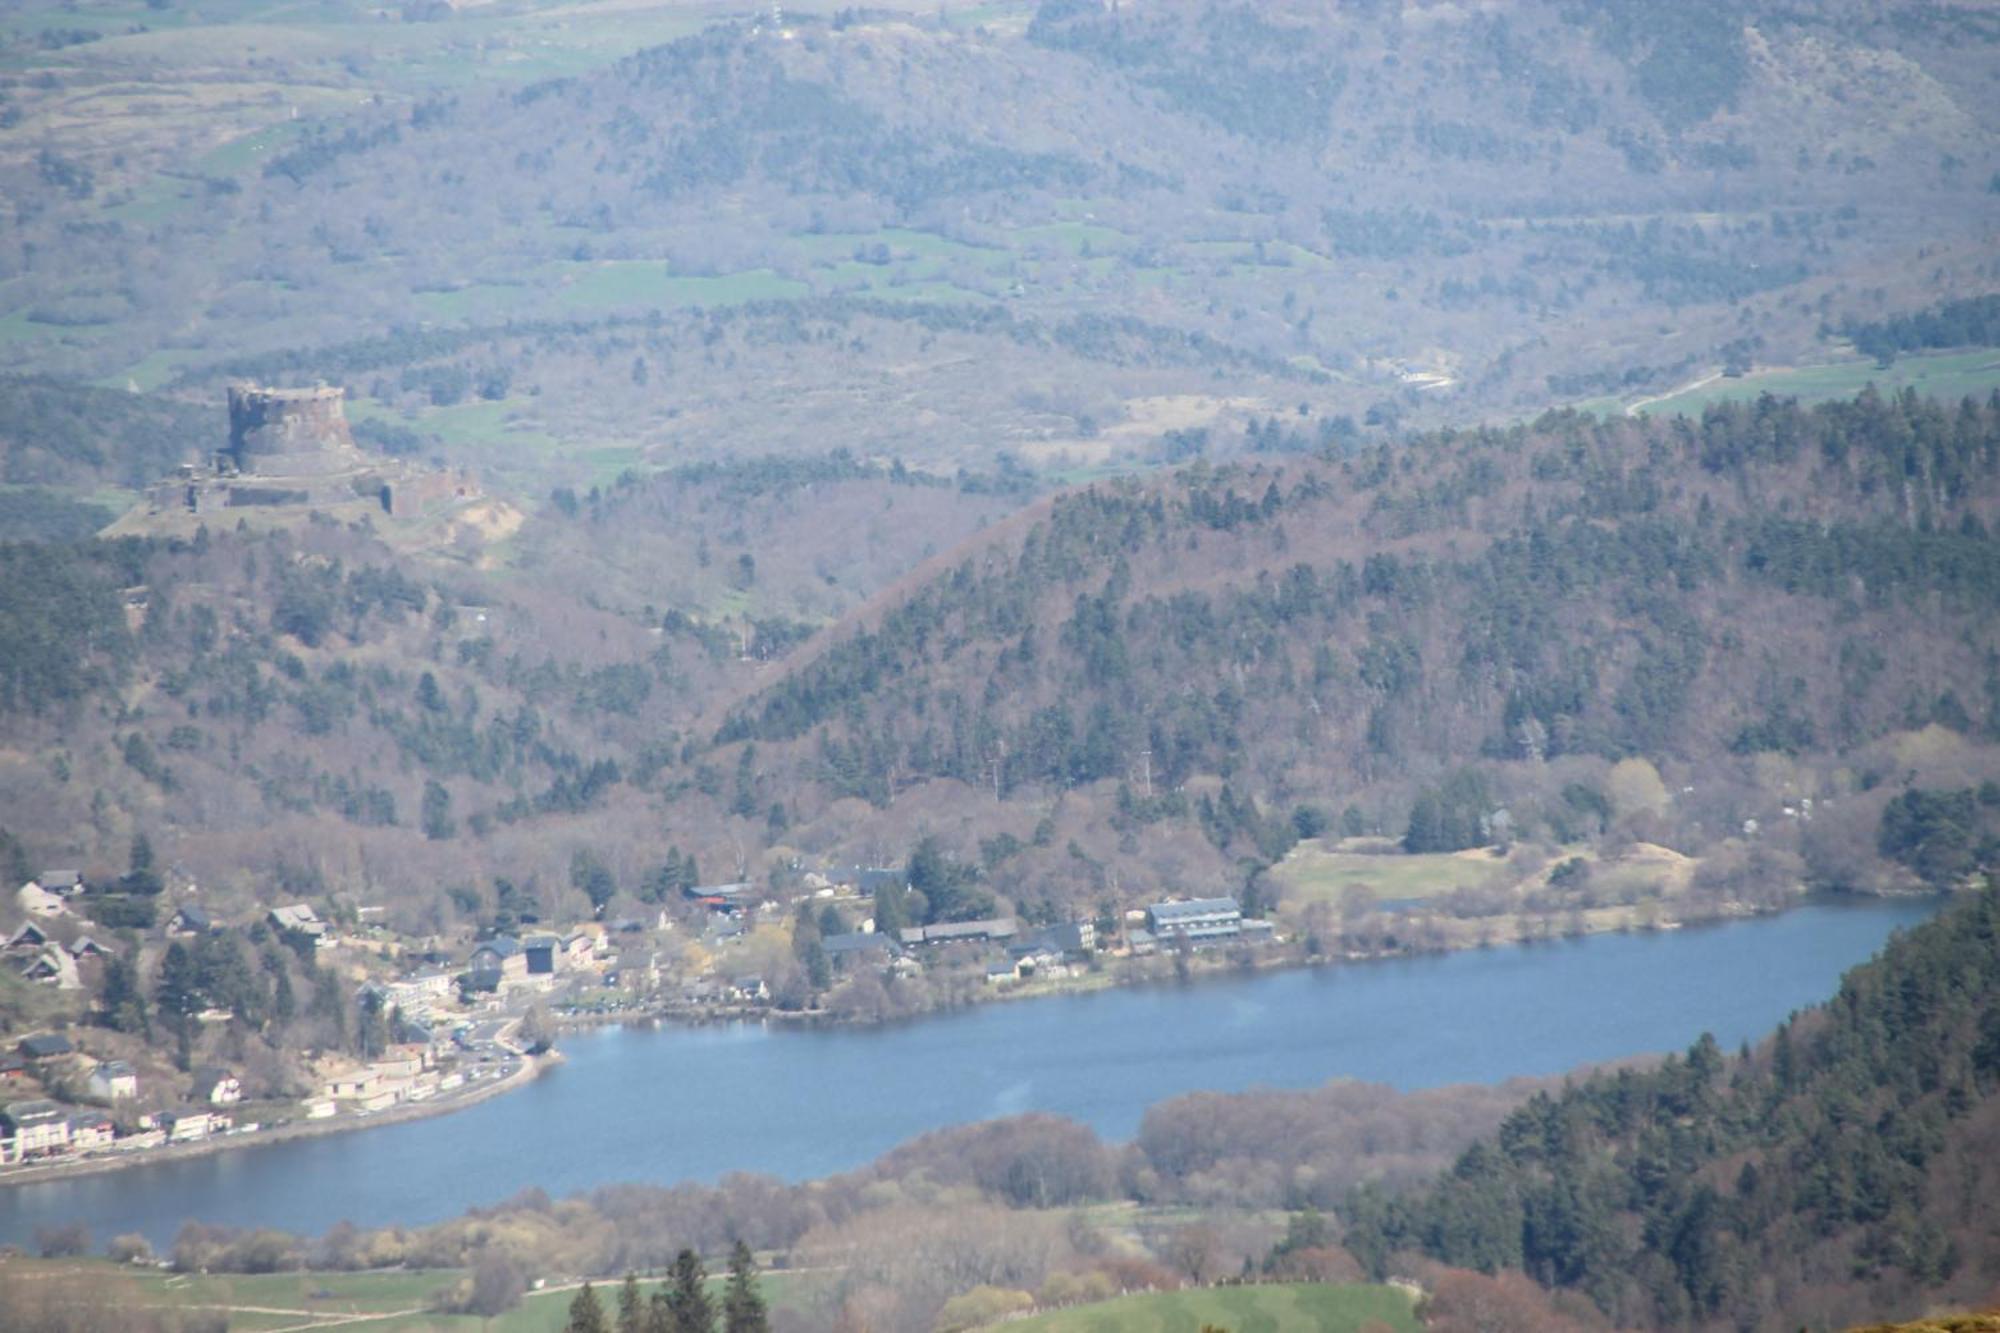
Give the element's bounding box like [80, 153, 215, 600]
[1269, 839, 1507, 908]
[1630, 349, 2000, 417]
[1008, 1282, 1421, 1333]
[0, 1258, 825, 1332]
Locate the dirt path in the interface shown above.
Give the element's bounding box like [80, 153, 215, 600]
[1624, 370, 1722, 416]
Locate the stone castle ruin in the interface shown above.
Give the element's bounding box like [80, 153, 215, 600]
[134, 384, 476, 522]
[225, 384, 364, 478]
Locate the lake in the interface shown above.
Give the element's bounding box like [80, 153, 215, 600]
[0, 897, 1939, 1246]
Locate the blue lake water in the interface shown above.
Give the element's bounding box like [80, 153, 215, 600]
[0, 897, 1939, 1246]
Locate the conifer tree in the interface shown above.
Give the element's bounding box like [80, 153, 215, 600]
[565, 1281, 608, 1333]
[664, 1249, 713, 1333]
[722, 1241, 768, 1333]
[617, 1273, 645, 1333]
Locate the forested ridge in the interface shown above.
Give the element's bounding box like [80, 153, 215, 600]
[4, 387, 2000, 931]
[1339, 887, 2000, 1331]
[705, 388, 2000, 908]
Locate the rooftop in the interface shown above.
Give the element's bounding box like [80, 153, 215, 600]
[1148, 897, 1241, 922]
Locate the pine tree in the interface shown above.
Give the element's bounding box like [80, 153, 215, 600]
[665, 1249, 713, 1333]
[617, 1273, 645, 1333]
[99, 952, 149, 1035]
[722, 1241, 768, 1333]
[565, 1281, 609, 1333]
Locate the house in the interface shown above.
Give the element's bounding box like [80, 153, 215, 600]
[87, 1060, 138, 1101]
[37, 870, 84, 897]
[323, 1068, 382, 1101]
[4, 921, 49, 953]
[0, 1054, 26, 1081]
[383, 1042, 431, 1074]
[1043, 920, 1097, 955]
[521, 933, 561, 976]
[902, 918, 1019, 946]
[1147, 897, 1243, 943]
[268, 903, 326, 938]
[729, 974, 769, 1003]
[160, 1108, 216, 1142]
[190, 1066, 242, 1105]
[167, 905, 214, 937]
[1125, 928, 1158, 956]
[19, 947, 82, 990]
[66, 934, 109, 959]
[821, 931, 894, 962]
[562, 932, 596, 967]
[468, 936, 525, 990]
[385, 970, 454, 1013]
[825, 866, 905, 894]
[1009, 941, 1069, 978]
[613, 948, 659, 992]
[2, 1100, 72, 1157]
[984, 960, 1019, 985]
[15, 882, 70, 920]
[19, 1033, 75, 1061]
[66, 1110, 114, 1151]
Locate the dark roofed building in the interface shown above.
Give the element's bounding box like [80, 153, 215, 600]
[821, 931, 894, 959]
[168, 905, 214, 936]
[522, 934, 561, 975]
[468, 935, 524, 989]
[18, 1033, 74, 1061]
[907, 918, 1018, 945]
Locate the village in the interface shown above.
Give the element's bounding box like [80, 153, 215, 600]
[2, 862, 1277, 1176]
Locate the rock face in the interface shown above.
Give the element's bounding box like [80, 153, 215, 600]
[224, 384, 363, 477]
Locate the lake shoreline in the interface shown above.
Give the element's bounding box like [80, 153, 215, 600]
[0, 896, 1938, 1246]
[0, 1050, 562, 1193]
[0, 888, 1934, 1201]
[610, 884, 1942, 1036]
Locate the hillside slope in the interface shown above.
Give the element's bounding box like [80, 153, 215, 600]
[6, 388, 1998, 934]
[1339, 887, 2000, 1331]
[709, 388, 2000, 915]
[3, 0, 1996, 478]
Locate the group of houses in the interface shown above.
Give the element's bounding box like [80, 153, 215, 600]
[306, 1042, 464, 1118]
[0, 1033, 242, 1166]
[10, 873, 115, 992]
[466, 928, 600, 991]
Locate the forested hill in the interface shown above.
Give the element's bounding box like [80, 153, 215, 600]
[1339, 886, 2000, 1331]
[708, 388, 2000, 908]
[6, 389, 1998, 927]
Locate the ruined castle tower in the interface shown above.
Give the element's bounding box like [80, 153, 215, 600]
[116, 381, 482, 532]
[223, 384, 364, 477]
